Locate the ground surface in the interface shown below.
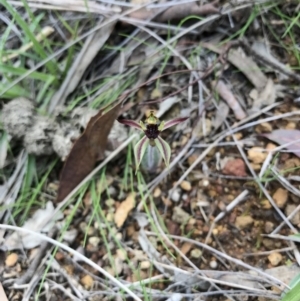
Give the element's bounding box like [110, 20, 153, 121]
[1, 1, 300, 301]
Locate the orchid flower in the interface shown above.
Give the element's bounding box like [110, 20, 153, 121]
[118, 111, 188, 172]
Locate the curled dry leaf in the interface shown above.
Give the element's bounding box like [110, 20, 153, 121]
[114, 193, 136, 228]
[55, 103, 121, 203]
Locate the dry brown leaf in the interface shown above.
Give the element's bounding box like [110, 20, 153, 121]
[55, 103, 121, 203]
[114, 193, 136, 228]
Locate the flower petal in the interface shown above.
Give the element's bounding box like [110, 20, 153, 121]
[162, 117, 189, 131]
[134, 135, 149, 172]
[155, 136, 171, 168]
[118, 119, 142, 130]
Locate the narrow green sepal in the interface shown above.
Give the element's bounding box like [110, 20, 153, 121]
[134, 135, 149, 173]
[154, 136, 171, 168]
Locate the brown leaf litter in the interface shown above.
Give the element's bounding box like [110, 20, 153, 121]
[55, 102, 122, 203]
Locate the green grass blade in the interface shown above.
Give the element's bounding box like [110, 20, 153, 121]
[2, 0, 59, 75]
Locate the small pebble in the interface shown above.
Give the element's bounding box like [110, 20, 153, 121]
[235, 215, 254, 229]
[262, 238, 274, 250]
[55, 252, 65, 261]
[5, 253, 18, 267]
[115, 232, 123, 241]
[63, 229, 78, 243]
[80, 274, 94, 289]
[261, 199, 272, 209]
[256, 122, 272, 133]
[264, 221, 275, 234]
[88, 237, 101, 247]
[209, 260, 218, 269]
[190, 249, 202, 259]
[201, 179, 210, 187]
[182, 194, 188, 201]
[247, 147, 267, 164]
[106, 212, 114, 222]
[273, 188, 288, 208]
[266, 143, 277, 151]
[153, 187, 161, 198]
[116, 249, 127, 261]
[180, 180, 192, 191]
[170, 188, 181, 202]
[268, 252, 282, 266]
[212, 228, 218, 235]
[140, 261, 151, 269]
[172, 207, 191, 224]
[107, 186, 117, 197]
[180, 242, 193, 255]
[286, 122, 296, 129]
[105, 198, 115, 207]
[188, 218, 196, 225]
